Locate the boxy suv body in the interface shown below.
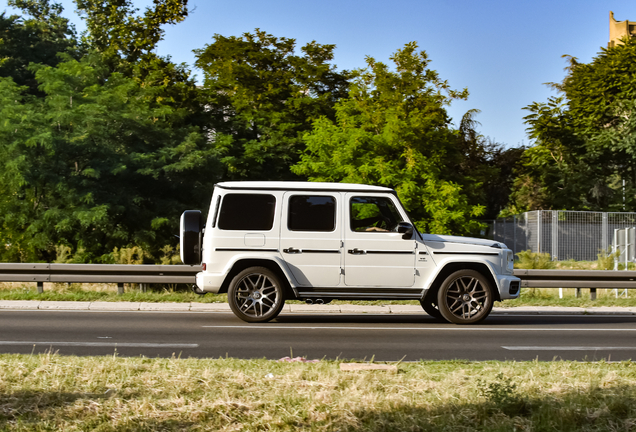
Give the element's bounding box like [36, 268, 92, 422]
[180, 181, 520, 324]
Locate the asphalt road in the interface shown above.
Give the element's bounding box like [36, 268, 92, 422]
[2, 310, 636, 361]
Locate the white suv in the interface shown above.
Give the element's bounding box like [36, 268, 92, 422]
[180, 181, 520, 324]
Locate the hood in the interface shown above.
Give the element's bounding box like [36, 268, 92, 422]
[420, 233, 504, 249]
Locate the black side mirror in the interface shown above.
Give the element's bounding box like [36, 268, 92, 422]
[397, 222, 414, 240]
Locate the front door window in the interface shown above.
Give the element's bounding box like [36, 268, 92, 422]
[350, 196, 404, 233]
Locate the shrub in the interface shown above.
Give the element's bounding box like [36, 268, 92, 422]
[514, 250, 556, 269]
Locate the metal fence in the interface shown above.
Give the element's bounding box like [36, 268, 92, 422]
[493, 211, 636, 261]
[613, 227, 636, 270]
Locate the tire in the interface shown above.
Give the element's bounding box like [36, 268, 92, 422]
[419, 298, 443, 319]
[437, 269, 493, 325]
[228, 267, 285, 323]
[180, 210, 202, 265]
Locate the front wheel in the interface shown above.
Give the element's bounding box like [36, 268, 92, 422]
[228, 267, 285, 323]
[437, 270, 493, 325]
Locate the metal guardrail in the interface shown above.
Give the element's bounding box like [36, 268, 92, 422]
[0, 263, 201, 294]
[0, 265, 635, 296]
[513, 269, 636, 288]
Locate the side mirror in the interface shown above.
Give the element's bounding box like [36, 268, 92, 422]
[180, 210, 202, 264]
[397, 222, 414, 240]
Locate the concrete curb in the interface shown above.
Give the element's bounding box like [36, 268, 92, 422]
[0, 300, 636, 315]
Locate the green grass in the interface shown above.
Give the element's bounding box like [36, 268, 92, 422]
[0, 283, 229, 303]
[3, 283, 636, 307]
[1, 353, 636, 431]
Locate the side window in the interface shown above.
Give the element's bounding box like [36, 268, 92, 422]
[350, 196, 403, 233]
[218, 194, 276, 230]
[288, 195, 336, 232]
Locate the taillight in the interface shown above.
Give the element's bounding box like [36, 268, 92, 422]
[202, 263, 207, 271]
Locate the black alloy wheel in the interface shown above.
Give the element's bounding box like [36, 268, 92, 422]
[437, 269, 493, 324]
[228, 267, 285, 323]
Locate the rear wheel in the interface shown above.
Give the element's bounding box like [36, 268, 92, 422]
[437, 269, 493, 324]
[228, 267, 285, 323]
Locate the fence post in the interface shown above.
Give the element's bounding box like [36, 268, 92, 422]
[513, 215, 517, 254]
[590, 288, 597, 300]
[552, 211, 558, 260]
[118, 283, 124, 295]
[602, 212, 608, 253]
[37, 282, 43, 293]
[614, 229, 619, 271]
[537, 210, 542, 254]
[525, 212, 528, 251]
[628, 227, 632, 270]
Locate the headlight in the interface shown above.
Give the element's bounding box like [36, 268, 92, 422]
[506, 250, 514, 273]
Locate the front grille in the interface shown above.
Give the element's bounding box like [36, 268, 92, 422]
[509, 281, 520, 295]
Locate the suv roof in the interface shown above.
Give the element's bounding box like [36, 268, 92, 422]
[216, 181, 395, 193]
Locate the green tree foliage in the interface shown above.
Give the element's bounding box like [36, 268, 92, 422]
[511, 38, 636, 212]
[74, 0, 200, 120]
[292, 43, 486, 235]
[75, 0, 187, 65]
[195, 29, 350, 180]
[0, 53, 206, 262]
[0, 0, 79, 94]
[455, 110, 524, 219]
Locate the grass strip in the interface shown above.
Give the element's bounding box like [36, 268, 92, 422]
[2, 282, 636, 308]
[1, 354, 636, 431]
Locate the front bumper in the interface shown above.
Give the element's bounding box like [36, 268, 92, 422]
[497, 275, 521, 300]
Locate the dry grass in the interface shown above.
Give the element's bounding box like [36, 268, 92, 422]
[1, 354, 636, 431]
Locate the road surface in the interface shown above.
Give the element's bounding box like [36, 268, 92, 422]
[1, 309, 635, 361]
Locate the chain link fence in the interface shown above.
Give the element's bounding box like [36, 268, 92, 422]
[493, 211, 636, 261]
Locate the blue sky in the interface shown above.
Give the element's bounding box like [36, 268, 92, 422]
[2, 0, 633, 148]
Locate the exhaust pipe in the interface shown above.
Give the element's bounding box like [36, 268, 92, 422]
[305, 299, 313, 305]
[315, 299, 324, 305]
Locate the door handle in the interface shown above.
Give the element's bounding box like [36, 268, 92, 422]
[283, 247, 301, 254]
[348, 248, 366, 255]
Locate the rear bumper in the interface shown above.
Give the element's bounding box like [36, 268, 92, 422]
[195, 271, 225, 294]
[497, 275, 521, 300]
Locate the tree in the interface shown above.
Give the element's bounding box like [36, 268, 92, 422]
[511, 38, 636, 212]
[292, 42, 486, 235]
[0, 53, 207, 262]
[75, 0, 187, 65]
[0, 0, 79, 94]
[455, 110, 524, 219]
[195, 29, 350, 181]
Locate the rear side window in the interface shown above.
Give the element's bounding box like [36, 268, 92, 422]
[218, 194, 276, 230]
[288, 195, 336, 232]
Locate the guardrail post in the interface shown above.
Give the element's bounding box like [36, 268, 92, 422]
[590, 288, 597, 300]
[140, 283, 148, 293]
[575, 288, 581, 298]
[37, 282, 43, 293]
[117, 283, 124, 295]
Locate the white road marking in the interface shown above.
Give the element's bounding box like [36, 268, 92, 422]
[503, 346, 636, 351]
[202, 325, 636, 331]
[0, 341, 198, 348]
